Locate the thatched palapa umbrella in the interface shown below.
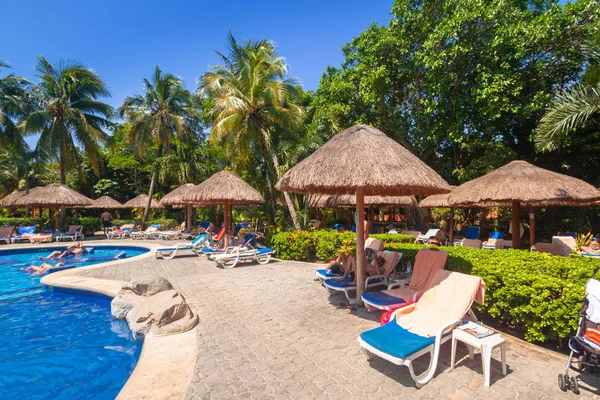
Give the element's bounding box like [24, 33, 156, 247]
[448, 160, 600, 249]
[160, 183, 197, 229]
[0, 187, 41, 208]
[277, 125, 451, 303]
[418, 188, 462, 244]
[15, 184, 93, 229]
[87, 196, 124, 209]
[182, 171, 263, 247]
[123, 194, 164, 209]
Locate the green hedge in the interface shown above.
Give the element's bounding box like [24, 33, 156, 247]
[268, 230, 415, 262]
[269, 230, 598, 343]
[0, 218, 48, 229]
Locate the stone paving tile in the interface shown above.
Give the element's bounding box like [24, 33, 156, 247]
[75, 239, 600, 399]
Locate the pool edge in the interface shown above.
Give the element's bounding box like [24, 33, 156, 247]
[40, 243, 199, 400]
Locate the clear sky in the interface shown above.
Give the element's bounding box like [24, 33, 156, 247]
[3, 0, 394, 111]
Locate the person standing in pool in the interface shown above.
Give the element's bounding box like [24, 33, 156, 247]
[100, 209, 112, 235]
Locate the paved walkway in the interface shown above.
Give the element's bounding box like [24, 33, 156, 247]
[74, 240, 599, 399]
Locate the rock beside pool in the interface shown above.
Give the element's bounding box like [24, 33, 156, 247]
[126, 290, 199, 341]
[111, 291, 144, 319]
[123, 276, 173, 296]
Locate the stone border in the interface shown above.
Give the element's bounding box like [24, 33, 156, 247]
[33, 242, 199, 400]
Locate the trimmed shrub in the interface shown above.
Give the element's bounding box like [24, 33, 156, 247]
[371, 233, 416, 244]
[269, 230, 598, 343]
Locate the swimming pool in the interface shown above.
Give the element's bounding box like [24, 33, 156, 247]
[0, 245, 149, 399]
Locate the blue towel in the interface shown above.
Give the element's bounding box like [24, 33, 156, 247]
[360, 322, 434, 359]
[325, 276, 356, 289]
[362, 291, 407, 306]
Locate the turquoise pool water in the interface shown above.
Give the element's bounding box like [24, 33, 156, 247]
[0, 245, 149, 399]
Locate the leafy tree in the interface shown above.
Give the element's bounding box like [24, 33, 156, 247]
[118, 66, 198, 224]
[534, 36, 600, 151]
[199, 32, 304, 230]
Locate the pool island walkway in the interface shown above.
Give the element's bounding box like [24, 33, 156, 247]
[64, 239, 595, 399]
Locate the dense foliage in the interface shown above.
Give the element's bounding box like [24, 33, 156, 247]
[269, 230, 597, 343]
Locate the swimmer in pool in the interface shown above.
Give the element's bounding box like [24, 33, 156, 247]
[44, 242, 84, 259]
[22, 262, 65, 275]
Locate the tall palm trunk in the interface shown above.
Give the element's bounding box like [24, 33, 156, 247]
[261, 130, 300, 231]
[59, 142, 67, 229]
[143, 146, 162, 226]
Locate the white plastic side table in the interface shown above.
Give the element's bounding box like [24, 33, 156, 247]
[450, 328, 507, 387]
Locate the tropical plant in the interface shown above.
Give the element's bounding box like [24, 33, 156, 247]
[199, 32, 305, 230]
[575, 232, 593, 252]
[534, 38, 600, 151]
[118, 66, 198, 224]
[20, 56, 113, 184]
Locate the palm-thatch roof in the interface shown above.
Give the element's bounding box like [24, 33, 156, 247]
[160, 183, 197, 207]
[14, 184, 93, 208]
[276, 125, 451, 196]
[418, 193, 451, 208]
[308, 194, 417, 208]
[87, 196, 124, 209]
[182, 171, 263, 205]
[123, 194, 164, 209]
[448, 160, 600, 207]
[0, 187, 41, 207]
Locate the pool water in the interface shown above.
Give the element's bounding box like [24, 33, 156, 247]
[0, 246, 149, 399]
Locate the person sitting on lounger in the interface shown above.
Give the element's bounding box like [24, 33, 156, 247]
[44, 242, 85, 259]
[581, 246, 600, 255]
[22, 262, 65, 275]
[336, 252, 386, 285]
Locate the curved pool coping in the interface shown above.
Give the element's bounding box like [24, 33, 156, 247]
[30, 242, 199, 400]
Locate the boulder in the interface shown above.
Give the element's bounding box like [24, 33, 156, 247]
[123, 276, 173, 297]
[111, 290, 144, 319]
[126, 290, 199, 341]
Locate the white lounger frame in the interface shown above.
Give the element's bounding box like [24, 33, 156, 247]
[358, 308, 477, 388]
[155, 235, 211, 259]
[210, 248, 273, 269]
[325, 252, 402, 304]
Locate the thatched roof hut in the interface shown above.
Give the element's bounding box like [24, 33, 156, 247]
[182, 171, 263, 205]
[0, 187, 41, 207]
[276, 125, 450, 303]
[448, 160, 600, 248]
[418, 193, 450, 208]
[276, 125, 451, 197]
[123, 194, 164, 209]
[87, 196, 124, 209]
[15, 184, 93, 208]
[308, 194, 417, 208]
[182, 171, 263, 248]
[160, 183, 197, 206]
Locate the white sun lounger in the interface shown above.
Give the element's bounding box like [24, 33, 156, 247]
[154, 233, 211, 259]
[210, 247, 275, 269]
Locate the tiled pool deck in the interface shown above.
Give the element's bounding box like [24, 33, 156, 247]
[48, 238, 597, 400]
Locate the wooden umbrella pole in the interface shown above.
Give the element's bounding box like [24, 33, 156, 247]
[54, 207, 60, 230]
[512, 201, 521, 249]
[529, 206, 535, 249]
[186, 204, 192, 231]
[449, 207, 455, 246]
[355, 187, 366, 305]
[223, 201, 230, 248]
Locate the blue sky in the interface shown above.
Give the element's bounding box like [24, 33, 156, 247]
[3, 0, 394, 111]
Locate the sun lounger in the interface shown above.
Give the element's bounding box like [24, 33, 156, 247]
[532, 242, 571, 256]
[210, 247, 275, 268]
[416, 229, 440, 244]
[315, 237, 384, 281]
[156, 222, 186, 240]
[460, 238, 482, 249]
[107, 226, 133, 239]
[30, 231, 55, 243]
[130, 224, 160, 239]
[55, 225, 83, 242]
[11, 226, 36, 243]
[324, 250, 402, 304]
[358, 270, 486, 387]
[155, 233, 212, 259]
[201, 233, 257, 257]
[482, 231, 505, 249]
[362, 249, 448, 311]
[0, 226, 13, 244]
[465, 226, 480, 240]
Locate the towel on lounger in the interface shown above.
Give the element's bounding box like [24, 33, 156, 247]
[396, 270, 485, 337]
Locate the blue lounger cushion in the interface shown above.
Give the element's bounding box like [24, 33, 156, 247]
[156, 245, 192, 252]
[326, 276, 386, 289]
[362, 291, 407, 306]
[255, 248, 273, 255]
[202, 248, 223, 254]
[360, 321, 435, 359]
[316, 269, 342, 279]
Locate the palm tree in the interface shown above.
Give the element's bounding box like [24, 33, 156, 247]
[199, 32, 304, 230]
[0, 61, 31, 155]
[534, 40, 600, 151]
[118, 66, 198, 223]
